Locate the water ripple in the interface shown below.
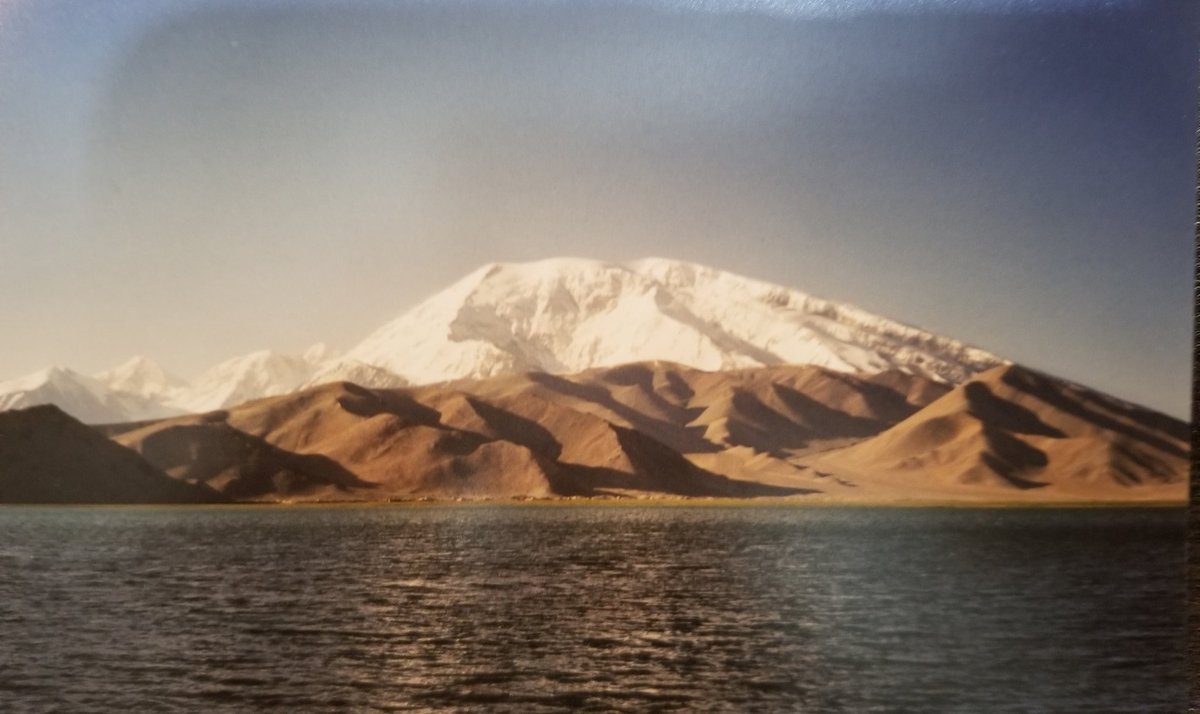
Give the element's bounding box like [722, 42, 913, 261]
[0, 505, 1184, 713]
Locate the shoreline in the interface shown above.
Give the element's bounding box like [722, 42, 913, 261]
[0, 498, 1186, 509]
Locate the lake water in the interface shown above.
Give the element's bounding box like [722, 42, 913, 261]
[0, 505, 1185, 712]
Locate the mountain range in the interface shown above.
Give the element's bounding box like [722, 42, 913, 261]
[0, 258, 1186, 504]
[82, 360, 1181, 503]
[0, 258, 1003, 424]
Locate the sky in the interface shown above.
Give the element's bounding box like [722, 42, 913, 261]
[0, 0, 1195, 418]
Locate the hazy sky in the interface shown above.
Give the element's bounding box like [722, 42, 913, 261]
[0, 0, 1195, 417]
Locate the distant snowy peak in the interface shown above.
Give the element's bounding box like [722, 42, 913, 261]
[0, 348, 338, 423]
[176, 350, 317, 413]
[0, 366, 181, 424]
[0, 367, 111, 423]
[94, 355, 187, 400]
[345, 257, 1005, 385]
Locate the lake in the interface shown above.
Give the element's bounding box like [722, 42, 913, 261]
[0, 505, 1185, 712]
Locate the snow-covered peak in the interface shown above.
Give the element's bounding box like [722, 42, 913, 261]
[174, 350, 317, 413]
[94, 355, 187, 400]
[0, 366, 81, 394]
[345, 257, 1006, 385]
[0, 367, 112, 423]
[0, 365, 181, 424]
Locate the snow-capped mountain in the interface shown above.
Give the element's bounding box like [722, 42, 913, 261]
[345, 257, 1005, 385]
[0, 367, 182, 424]
[94, 356, 188, 401]
[0, 347, 353, 423]
[0, 257, 1007, 423]
[174, 350, 317, 414]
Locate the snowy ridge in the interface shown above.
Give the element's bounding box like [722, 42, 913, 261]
[345, 257, 1005, 385]
[301, 359, 408, 390]
[0, 346, 409, 423]
[174, 350, 317, 414]
[0, 366, 183, 424]
[94, 356, 188, 401]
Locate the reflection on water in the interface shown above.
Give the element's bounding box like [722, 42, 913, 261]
[0, 505, 1184, 712]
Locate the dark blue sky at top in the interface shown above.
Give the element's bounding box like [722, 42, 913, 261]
[0, 0, 1195, 417]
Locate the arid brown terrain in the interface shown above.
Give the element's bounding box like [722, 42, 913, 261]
[0, 405, 224, 504]
[42, 360, 1181, 504]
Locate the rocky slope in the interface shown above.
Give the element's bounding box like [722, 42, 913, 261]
[0, 405, 224, 504]
[813, 364, 1189, 501]
[105, 360, 1186, 503]
[112, 372, 806, 501]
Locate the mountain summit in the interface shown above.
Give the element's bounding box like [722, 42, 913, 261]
[0, 258, 1185, 504]
[94, 356, 187, 400]
[0, 258, 1004, 423]
[344, 258, 1005, 386]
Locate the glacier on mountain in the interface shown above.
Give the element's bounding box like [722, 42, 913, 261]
[344, 258, 1004, 385]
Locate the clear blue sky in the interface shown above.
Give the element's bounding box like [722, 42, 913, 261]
[0, 0, 1195, 417]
